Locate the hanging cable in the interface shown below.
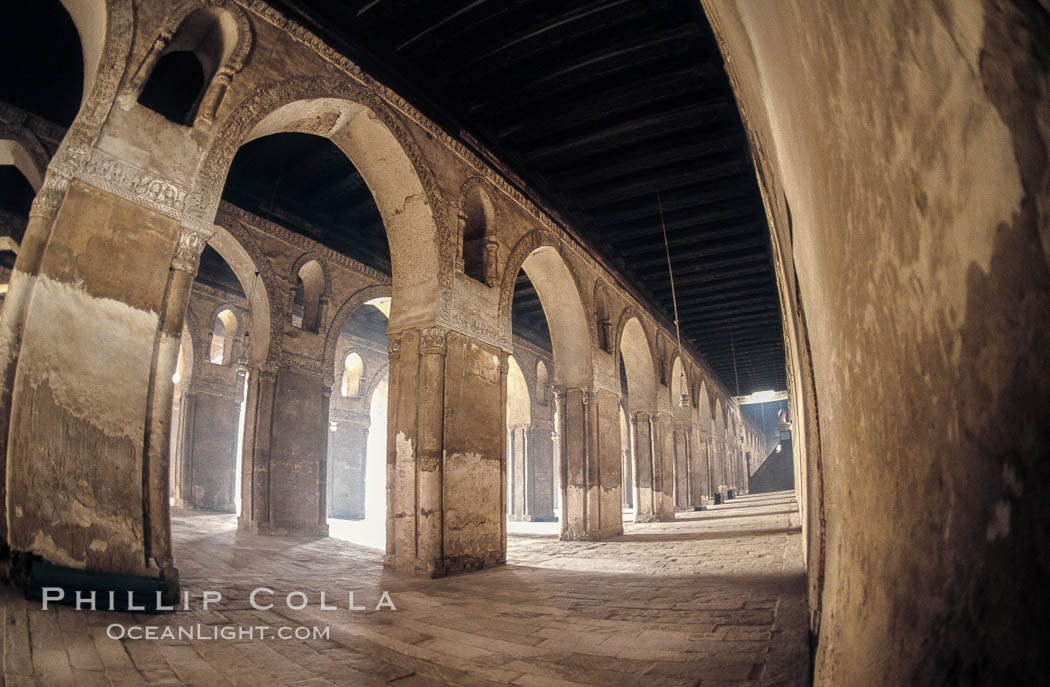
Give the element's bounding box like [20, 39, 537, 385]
[659, 191, 689, 408]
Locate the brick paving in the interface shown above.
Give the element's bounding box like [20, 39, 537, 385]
[1, 491, 807, 686]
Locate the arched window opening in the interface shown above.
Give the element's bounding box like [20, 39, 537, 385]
[536, 360, 550, 405]
[461, 186, 496, 285]
[293, 260, 324, 332]
[209, 308, 237, 365]
[594, 284, 612, 352]
[137, 50, 206, 125]
[341, 352, 363, 397]
[134, 7, 242, 127]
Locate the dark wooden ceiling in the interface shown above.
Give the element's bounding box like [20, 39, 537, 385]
[264, 0, 785, 394]
[1, 0, 785, 394]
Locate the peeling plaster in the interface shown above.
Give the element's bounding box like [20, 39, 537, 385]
[18, 274, 160, 439]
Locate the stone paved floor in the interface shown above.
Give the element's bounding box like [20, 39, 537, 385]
[1, 491, 808, 686]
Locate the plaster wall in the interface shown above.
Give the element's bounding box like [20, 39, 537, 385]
[703, 0, 1050, 683]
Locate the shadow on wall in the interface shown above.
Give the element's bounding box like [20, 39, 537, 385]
[749, 438, 794, 494]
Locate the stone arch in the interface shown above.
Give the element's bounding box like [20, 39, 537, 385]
[697, 380, 712, 428]
[323, 284, 392, 386]
[207, 220, 275, 364]
[180, 298, 203, 367]
[121, 0, 251, 127]
[616, 308, 658, 413]
[360, 359, 390, 415]
[499, 230, 593, 387]
[191, 78, 445, 330]
[24, 0, 131, 221]
[58, 0, 126, 112]
[458, 176, 499, 285]
[0, 125, 50, 192]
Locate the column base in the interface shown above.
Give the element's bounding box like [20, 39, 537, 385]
[507, 514, 557, 522]
[383, 553, 505, 578]
[239, 519, 330, 537]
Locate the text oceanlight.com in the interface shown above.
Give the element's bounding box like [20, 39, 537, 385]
[106, 624, 331, 641]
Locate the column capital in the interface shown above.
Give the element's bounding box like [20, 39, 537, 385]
[419, 327, 448, 356]
[172, 226, 207, 275]
[552, 386, 567, 408]
[388, 334, 402, 361]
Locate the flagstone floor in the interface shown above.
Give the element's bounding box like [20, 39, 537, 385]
[1, 491, 808, 686]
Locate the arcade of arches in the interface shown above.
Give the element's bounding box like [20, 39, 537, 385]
[0, 1, 1048, 686]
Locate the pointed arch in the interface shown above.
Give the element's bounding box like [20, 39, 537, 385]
[499, 230, 593, 387]
[193, 78, 444, 329]
[207, 219, 274, 364]
[0, 125, 49, 192]
[323, 284, 392, 385]
[616, 308, 658, 413]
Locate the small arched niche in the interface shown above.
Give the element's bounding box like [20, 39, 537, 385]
[133, 5, 247, 127]
[292, 259, 324, 332]
[208, 308, 237, 365]
[536, 359, 550, 405]
[594, 283, 612, 353]
[341, 351, 363, 398]
[460, 184, 497, 285]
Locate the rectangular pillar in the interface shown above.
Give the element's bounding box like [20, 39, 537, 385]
[651, 412, 676, 520]
[5, 181, 184, 578]
[385, 328, 505, 577]
[239, 365, 330, 536]
[631, 411, 655, 522]
[556, 387, 622, 539]
[526, 421, 556, 520]
[328, 421, 368, 519]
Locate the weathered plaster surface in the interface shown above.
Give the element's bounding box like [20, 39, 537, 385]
[704, 0, 1050, 683]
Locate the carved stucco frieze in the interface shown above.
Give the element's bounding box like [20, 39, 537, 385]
[80, 149, 189, 221]
[280, 351, 325, 377]
[435, 289, 505, 351]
